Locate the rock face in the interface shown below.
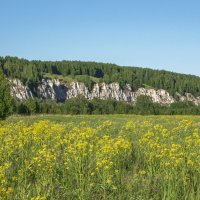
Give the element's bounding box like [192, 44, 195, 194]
[9, 78, 200, 105]
[9, 79, 33, 100]
[38, 79, 67, 102]
[176, 92, 200, 105]
[135, 88, 174, 105]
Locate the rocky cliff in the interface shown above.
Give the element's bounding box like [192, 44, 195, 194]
[9, 78, 200, 105]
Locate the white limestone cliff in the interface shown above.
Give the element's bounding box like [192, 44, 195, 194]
[9, 78, 200, 105]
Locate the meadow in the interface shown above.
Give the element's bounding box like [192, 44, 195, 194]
[1, 114, 200, 200]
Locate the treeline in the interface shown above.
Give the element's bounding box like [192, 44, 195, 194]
[1, 56, 200, 97]
[13, 96, 200, 115]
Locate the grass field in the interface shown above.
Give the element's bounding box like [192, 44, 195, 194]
[1, 115, 200, 200]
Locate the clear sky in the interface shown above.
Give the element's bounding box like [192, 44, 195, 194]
[1, 0, 200, 76]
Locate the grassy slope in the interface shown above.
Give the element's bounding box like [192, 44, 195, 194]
[43, 73, 100, 85]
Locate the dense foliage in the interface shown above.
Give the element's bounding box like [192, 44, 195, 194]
[13, 96, 200, 115]
[0, 70, 12, 119]
[1, 56, 200, 96]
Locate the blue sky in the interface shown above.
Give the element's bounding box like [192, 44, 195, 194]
[1, 0, 200, 76]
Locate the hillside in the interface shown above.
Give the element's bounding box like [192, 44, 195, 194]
[1, 56, 200, 115]
[1, 56, 200, 98]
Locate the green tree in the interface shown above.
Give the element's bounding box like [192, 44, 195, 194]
[135, 95, 155, 115]
[0, 70, 13, 119]
[23, 99, 36, 115]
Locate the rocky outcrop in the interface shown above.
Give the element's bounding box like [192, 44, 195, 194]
[38, 79, 67, 102]
[135, 88, 174, 105]
[9, 78, 200, 105]
[176, 92, 200, 105]
[9, 79, 33, 100]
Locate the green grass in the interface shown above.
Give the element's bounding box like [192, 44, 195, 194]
[142, 83, 154, 89]
[43, 73, 100, 86]
[7, 114, 200, 128]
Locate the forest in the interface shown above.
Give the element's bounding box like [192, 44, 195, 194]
[1, 56, 200, 97]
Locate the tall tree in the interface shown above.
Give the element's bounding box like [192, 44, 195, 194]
[0, 70, 13, 119]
